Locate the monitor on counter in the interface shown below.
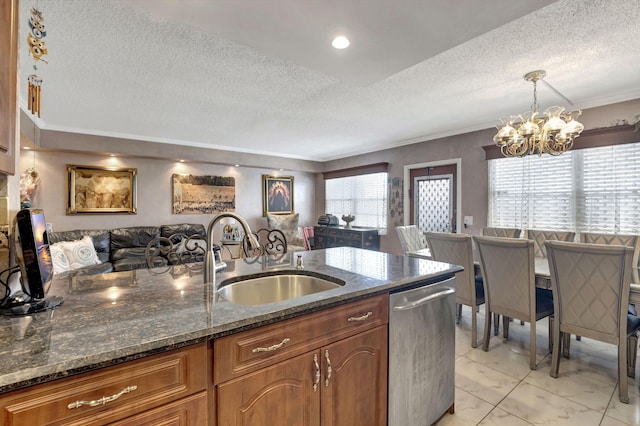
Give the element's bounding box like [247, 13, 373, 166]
[14, 208, 53, 299]
[0, 209, 62, 316]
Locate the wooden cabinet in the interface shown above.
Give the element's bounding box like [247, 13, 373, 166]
[0, 343, 209, 426]
[313, 226, 380, 250]
[0, 0, 18, 175]
[214, 295, 389, 426]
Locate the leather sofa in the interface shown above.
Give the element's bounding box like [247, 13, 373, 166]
[49, 223, 206, 277]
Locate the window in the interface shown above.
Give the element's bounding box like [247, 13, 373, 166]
[488, 141, 640, 234]
[325, 172, 388, 233]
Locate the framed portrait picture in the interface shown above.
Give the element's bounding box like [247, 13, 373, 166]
[67, 165, 137, 214]
[262, 175, 294, 216]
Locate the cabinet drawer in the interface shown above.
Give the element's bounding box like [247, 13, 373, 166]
[214, 294, 388, 384]
[0, 343, 208, 426]
[109, 391, 208, 426]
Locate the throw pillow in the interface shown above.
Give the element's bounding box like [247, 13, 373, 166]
[267, 213, 305, 247]
[49, 243, 71, 275]
[58, 236, 100, 270]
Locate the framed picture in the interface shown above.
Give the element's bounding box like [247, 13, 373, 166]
[172, 174, 235, 214]
[67, 165, 137, 214]
[262, 175, 294, 215]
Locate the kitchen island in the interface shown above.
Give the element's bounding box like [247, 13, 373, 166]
[0, 247, 461, 425]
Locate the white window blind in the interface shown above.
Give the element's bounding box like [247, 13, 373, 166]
[325, 172, 388, 233]
[489, 141, 640, 234]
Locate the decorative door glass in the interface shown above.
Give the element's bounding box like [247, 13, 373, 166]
[414, 174, 453, 233]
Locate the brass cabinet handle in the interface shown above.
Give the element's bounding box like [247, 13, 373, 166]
[313, 353, 321, 392]
[347, 311, 373, 322]
[324, 350, 332, 387]
[67, 385, 137, 409]
[252, 338, 291, 353]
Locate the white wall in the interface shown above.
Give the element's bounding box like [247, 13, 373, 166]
[21, 151, 316, 233]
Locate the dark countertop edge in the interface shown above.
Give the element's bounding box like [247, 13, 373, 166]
[0, 267, 460, 394]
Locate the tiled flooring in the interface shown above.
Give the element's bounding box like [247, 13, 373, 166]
[435, 308, 640, 425]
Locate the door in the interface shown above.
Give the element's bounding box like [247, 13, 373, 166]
[321, 326, 388, 426]
[410, 165, 457, 233]
[217, 351, 321, 426]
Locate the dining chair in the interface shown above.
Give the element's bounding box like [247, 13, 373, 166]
[526, 229, 575, 258]
[425, 232, 484, 348]
[474, 235, 554, 370]
[580, 232, 640, 269]
[395, 225, 427, 254]
[574, 233, 640, 346]
[481, 227, 522, 238]
[546, 240, 640, 404]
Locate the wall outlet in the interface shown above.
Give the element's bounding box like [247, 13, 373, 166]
[463, 216, 473, 227]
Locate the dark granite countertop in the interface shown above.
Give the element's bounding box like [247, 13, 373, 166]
[0, 247, 461, 393]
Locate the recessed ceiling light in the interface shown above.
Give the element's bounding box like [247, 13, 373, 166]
[179, 159, 185, 163]
[234, 164, 240, 167]
[23, 147, 31, 150]
[332, 36, 350, 49]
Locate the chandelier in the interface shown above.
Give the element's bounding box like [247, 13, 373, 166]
[493, 70, 584, 157]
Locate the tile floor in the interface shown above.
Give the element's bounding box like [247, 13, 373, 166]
[435, 308, 640, 425]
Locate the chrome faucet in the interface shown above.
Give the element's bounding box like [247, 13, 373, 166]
[204, 212, 260, 288]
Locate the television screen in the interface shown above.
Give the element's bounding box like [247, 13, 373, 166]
[13, 208, 53, 300]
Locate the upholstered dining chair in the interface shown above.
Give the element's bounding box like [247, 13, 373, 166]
[481, 227, 522, 238]
[580, 232, 640, 270]
[395, 225, 427, 254]
[546, 240, 640, 404]
[526, 229, 575, 258]
[473, 236, 554, 370]
[425, 232, 484, 348]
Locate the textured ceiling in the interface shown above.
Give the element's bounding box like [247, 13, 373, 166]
[19, 0, 640, 161]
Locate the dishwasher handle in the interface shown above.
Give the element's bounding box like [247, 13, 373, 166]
[392, 287, 455, 311]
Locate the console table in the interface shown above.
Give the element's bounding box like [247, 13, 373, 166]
[313, 226, 380, 250]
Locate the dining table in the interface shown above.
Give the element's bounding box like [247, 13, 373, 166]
[407, 248, 640, 305]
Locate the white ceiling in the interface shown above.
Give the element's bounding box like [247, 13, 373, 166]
[19, 0, 640, 162]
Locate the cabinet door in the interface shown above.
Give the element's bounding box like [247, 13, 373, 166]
[321, 326, 388, 426]
[217, 351, 321, 426]
[0, 0, 18, 174]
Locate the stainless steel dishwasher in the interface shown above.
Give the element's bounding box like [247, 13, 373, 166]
[388, 277, 456, 426]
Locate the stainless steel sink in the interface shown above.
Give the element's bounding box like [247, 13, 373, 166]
[217, 272, 345, 305]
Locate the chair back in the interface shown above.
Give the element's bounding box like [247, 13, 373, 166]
[424, 232, 475, 305]
[474, 236, 536, 322]
[481, 227, 521, 238]
[546, 240, 633, 343]
[526, 229, 575, 258]
[580, 232, 640, 270]
[243, 228, 288, 257]
[395, 225, 426, 253]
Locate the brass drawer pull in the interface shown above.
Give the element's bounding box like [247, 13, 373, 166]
[252, 338, 291, 353]
[67, 385, 137, 409]
[347, 311, 373, 322]
[324, 350, 332, 387]
[313, 353, 321, 392]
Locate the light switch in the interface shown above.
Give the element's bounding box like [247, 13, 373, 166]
[463, 216, 473, 226]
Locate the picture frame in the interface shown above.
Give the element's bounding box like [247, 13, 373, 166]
[66, 165, 137, 214]
[172, 174, 235, 214]
[262, 175, 294, 216]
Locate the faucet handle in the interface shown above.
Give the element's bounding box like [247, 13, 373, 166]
[212, 245, 222, 263]
[296, 254, 303, 269]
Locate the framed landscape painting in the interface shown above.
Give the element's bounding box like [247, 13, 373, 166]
[262, 175, 294, 216]
[172, 174, 235, 214]
[67, 165, 137, 214]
